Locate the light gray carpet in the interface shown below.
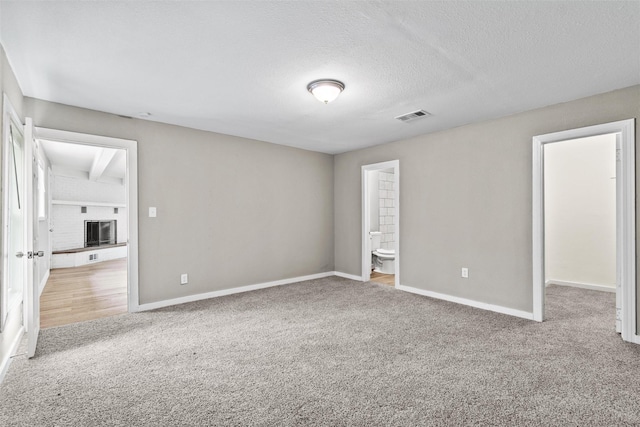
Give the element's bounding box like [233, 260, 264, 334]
[1, 278, 639, 426]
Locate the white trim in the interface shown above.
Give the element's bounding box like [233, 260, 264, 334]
[38, 269, 50, 297]
[532, 135, 545, 322]
[546, 279, 616, 293]
[618, 120, 636, 342]
[532, 119, 636, 343]
[36, 128, 136, 148]
[0, 325, 24, 384]
[361, 160, 400, 287]
[33, 127, 140, 313]
[137, 272, 334, 311]
[25, 118, 38, 357]
[52, 200, 126, 208]
[334, 271, 363, 281]
[397, 284, 534, 320]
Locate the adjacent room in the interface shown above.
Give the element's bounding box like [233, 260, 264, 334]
[39, 139, 129, 328]
[0, 1, 639, 425]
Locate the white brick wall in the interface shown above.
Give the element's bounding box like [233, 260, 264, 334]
[51, 176, 127, 251]
[52, 205, 128, 251]
[53, 175, 125, 204]
[378, 171, 395, 249]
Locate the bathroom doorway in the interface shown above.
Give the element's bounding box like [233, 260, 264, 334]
[362, 160, 399, 287]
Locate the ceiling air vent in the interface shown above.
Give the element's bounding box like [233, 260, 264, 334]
[395, 109, 431, 123]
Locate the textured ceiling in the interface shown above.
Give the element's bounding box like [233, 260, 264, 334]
[1, 1, 639, 154]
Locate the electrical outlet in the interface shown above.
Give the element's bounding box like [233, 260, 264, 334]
[461, 268, 469, 278]
[180, 273, 188, 285]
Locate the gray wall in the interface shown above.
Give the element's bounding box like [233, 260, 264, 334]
[26, 98, 334, 304]
[3, 49, 639, 336]
[334, 86, 640, 321]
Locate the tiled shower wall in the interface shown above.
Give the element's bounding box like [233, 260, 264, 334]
[378, 170, 395, 250]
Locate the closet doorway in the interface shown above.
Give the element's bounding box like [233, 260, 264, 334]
[532, 119, 637, 344]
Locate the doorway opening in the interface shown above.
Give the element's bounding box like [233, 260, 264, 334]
[33, 128, 139, 330]
[532, 119, 637, 344]
[544, 134, 616, 328]
[362, 160, 399, 287]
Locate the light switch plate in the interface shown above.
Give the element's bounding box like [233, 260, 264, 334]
[149, 207, 157, 217]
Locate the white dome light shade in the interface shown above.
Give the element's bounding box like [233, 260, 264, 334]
[307, 79, 345, 104]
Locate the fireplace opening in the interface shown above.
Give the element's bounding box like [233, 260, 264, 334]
[85, 220, 117, 247]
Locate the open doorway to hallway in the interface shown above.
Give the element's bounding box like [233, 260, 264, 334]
[37, 139, 129, 328]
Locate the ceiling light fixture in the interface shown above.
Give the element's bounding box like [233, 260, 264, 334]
[307, 79, 345, 104]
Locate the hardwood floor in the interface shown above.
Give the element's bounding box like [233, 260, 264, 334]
[370, 271, 395, 286]
[40, 258, 128, 329]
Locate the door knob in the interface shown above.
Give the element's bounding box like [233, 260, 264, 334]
[15, 251, 25, 258]
[35, 251, 45, 257]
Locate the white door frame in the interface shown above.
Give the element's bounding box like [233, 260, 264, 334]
[33, 127, 140, 312]
[532, 119, 637, 344]
[24, 117, 39, 357]
[361, 160, 400, 286]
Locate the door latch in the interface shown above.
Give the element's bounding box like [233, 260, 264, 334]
[18, 251, 44, 259]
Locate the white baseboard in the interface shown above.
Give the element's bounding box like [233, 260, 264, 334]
[396, 284, 534, 320]
[333, 271, 363, 281]
[0, 326, 24, 384]
[137, 271, 335, 311]
[546, 279, 616, 293]
[38, 269, 50, 297]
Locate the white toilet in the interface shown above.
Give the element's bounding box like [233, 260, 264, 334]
[370, 231, 395, 275]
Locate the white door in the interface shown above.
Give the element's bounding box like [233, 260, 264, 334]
[2, 112, 26, 331]
[24, 117, 39, 358]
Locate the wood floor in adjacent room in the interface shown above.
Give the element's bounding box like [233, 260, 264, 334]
[370, 271, 395, 286]
[40, 258, 128, 329]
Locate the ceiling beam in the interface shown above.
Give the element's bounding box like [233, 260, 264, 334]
[89, 147, 118, 182]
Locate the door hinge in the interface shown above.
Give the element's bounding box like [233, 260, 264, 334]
[616, 308, 622, 321]
[616, 149, 621, 162]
